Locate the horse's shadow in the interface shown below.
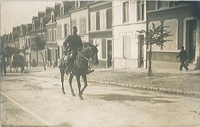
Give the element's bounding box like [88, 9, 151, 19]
[88, 94, 175, 104]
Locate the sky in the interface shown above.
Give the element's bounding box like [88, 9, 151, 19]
[1, 0, 59, 35]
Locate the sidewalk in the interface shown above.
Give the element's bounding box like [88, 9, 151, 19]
[23, 67, 200, 98]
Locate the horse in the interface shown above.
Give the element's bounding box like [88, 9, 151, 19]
[59, 43, 99, 100]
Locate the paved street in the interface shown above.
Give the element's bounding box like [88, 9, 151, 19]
[1, 67, 200, 127]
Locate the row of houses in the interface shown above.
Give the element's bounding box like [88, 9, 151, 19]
[2, 1, 200, 69]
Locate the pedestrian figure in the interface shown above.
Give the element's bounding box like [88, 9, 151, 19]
[176, 46, 189, 71]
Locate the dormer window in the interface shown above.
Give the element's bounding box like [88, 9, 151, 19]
[75, 1, 80, 9]
[32, 22, 35, 30]
[60, 6, 64, 15]
[40, 21, 43, 29]
[51, 14, 54, 22]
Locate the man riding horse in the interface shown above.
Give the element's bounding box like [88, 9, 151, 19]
[62, 26, 94, 75]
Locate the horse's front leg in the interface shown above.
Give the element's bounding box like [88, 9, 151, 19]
[60, 70, 65, 94]
[76, 75, 83, 100]
[69, 73, 75, 96]
[81, 74, 88, 96]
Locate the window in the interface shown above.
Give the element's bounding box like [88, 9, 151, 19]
[51, 14, 54, 22]
[42, 33, 45, 41]
[123, 35, 131, 59]
[80, 17, 86, 34]
[137, 0, 144, 21]
[49, 30, 52, 42]
[64, 24, 69, 38]
[54, 29, 56, 41]
[123, 1, 129, 23]
[57, 25, 62, 39]
[40, 21, 43, 29]
[90, 13, 96, 31]
[71, 19, 76, 28]
[60, 6, 64, 15]
[163, 19, 178, 51]
[100, 10, 106, 30]
[157, 1, 169, 9]
[32, 23, 35, 30]
[148, 21, 161, 50]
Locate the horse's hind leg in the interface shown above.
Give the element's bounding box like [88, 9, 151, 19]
[81, 74, 88, 96]
[76, 76, 84, 100]
[69, 73, 75, 96]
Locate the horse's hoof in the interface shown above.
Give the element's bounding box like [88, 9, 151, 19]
[62, 91, 65, 94]
[79, 96, 84, 100]
[71, 93, 75, 96]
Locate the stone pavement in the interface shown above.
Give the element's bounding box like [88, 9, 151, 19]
[22, 66, 200, 98]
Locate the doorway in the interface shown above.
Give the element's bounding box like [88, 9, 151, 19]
[186, 19, 196, 62]
[107, 40, 112, 68]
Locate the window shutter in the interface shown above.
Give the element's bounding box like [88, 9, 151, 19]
[96, 11, 100, 30]
[102, 39, 106, 59]
[107, 9, 112, 29]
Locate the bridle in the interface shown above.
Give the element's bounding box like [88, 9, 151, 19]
[78, 46, 93, 62]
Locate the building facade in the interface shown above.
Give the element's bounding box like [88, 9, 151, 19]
[146, 1, 200, 69]
[113, 0, 147, 69]
[88, 1, 113, 68]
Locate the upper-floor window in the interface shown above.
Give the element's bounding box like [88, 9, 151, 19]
[137, 0, 144, 21]
[157, 1, 169, 9]
[54, 29, 56, 41]
[80, 17, 86, 34]
[90, 12, 96, 31]
[40, 21, 43, 29]
[60, 6, 64, 15]
[64, 24, 69, 38]
[75, 1, 80, 9]
[57, 25, 62, 39]
[100, 10, 106, 30]
[71, 19, 76, 28]
[123, 1, 129, 23]
[42, 33, 45, 41]
[49, 30, 52, 42]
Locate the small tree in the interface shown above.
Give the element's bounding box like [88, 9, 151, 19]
[31, 36, 46, 71]
[137, 23, 172, 76]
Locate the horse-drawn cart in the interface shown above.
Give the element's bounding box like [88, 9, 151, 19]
[10, 54, 24, 73]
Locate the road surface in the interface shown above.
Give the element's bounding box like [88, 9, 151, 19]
[1, 73, 200, 127]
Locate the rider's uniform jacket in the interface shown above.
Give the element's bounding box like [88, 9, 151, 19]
[63, 34, 83, 52]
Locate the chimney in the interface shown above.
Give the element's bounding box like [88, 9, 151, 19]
[13, 27, 17, 32]
[45, 7, 54, 14]
[38, 11, 45, 18]
[54, 3, 61, 16]
[17, 26, 21, 31]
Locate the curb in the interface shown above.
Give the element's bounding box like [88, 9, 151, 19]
[88, 80, 200, 98]
[25, 70, 200, 98]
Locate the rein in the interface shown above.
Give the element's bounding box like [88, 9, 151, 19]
[78, 46, 91, 61]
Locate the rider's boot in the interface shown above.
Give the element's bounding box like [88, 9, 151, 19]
[86, 67, 94, 74]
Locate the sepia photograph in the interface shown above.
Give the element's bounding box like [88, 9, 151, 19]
[0, 0, 200, 126]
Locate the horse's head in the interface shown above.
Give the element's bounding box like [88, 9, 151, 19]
[87, 43, 99, 65]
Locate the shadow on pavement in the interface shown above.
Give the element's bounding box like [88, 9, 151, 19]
[89, 94, 175, 104]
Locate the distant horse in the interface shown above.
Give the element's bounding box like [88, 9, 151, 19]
[59, 43, 99, 100]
